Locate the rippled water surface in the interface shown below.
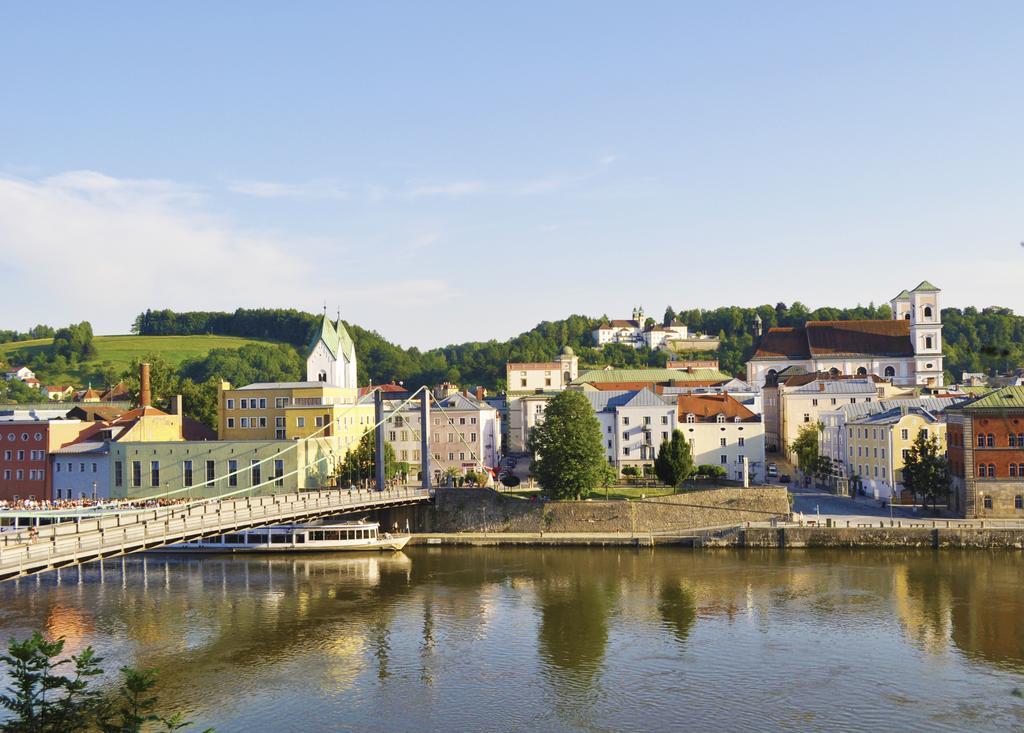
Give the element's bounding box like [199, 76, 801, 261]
[1, 548, 1022, 732]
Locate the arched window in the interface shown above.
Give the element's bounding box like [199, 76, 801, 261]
[925, 336, 933, 349]
[978, 434, 986, 447]
[1011, 464, 1018, 477]
[563, 371, 571, 383]
[884, 366, 896, 378]
[716, 414, 726, 423]
[924, 306, 933, 319]
[829, 367, 841, 376]
[1016, 495, 1023, 510]
[317, 370, 327, 382]
[686, 414, 695, 424]
[988, 464, 996, 478]
[987, 434, 995, 448]
[983, 495, 993, 509]
[979, 465, 987, 477]
[904, 313, 911, 320]
[1011, 434, 1018, 448]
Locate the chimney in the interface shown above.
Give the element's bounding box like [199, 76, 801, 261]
[171, 394, 183, 416]
[476, 386, 485, 400]
[140, 362, 152, 407]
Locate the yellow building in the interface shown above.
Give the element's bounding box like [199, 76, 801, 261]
[217, 381, 375, 463]
[847, 405, 946, 501]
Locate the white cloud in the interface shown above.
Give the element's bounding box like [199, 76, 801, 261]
[227, 178, 349, 200]
[0, 171, 456, 337]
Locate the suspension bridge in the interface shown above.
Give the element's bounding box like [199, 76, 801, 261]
[0, 385, 494, 581]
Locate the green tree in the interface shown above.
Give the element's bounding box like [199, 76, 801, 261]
[621, 465, 639, 486]
[791, 422, 822, 475]
[902, 431, 950, 510]
[335, 432, 398, 487]
[654, 430, 695, 487]
[527, 391, 607, 500]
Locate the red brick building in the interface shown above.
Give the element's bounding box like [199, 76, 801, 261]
[0, 421, 95, 502]
[947, 387, 1024, 518]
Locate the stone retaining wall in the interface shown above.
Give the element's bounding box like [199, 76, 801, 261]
[720, 527, 1024, 549]
[428, 487, 790, 533]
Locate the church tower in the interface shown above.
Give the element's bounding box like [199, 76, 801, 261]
[908, 281, 943, 386]
[305, 314, 358, 389]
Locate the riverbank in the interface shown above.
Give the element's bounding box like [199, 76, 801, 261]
[407, 524, 1024, 549]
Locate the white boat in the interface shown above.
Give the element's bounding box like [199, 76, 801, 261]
[164, 520, 410, 553]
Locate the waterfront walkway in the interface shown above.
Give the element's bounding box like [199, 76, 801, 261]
[0, 486, 430, 581]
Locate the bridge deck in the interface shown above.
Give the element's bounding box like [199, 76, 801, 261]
[0, 487, 430, 581]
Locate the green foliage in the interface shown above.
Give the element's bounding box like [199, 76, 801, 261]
[178, 343, 302, 386]
[499, 472, 520, 488]
[50, 322, 97, 362]
[654, 430, 695, 487]
[0, 378, 43, 405]
[791, 422, 822, 475]
[902, 432, 950, 509]
[694, 464, 727, 479]
[527, 391, 607, 500]
[334, 431, 398, 487]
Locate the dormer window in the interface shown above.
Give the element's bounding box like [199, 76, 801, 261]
[716, 414, 726, 423]
[686, 414, 695, 424]
[733, 416, 741, 423]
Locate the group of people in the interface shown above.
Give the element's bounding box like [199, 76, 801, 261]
[0, 496, 197, 513]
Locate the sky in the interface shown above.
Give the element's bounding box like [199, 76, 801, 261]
[1, 2, 1022, 349]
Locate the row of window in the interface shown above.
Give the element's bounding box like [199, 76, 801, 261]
[854, 464, 888, 480]
[977, 464, 1024, 478]
[1, 469, 45, 481]
[431, 452, 477, 462]
[55, 462, 99, 473]
[2, 450, 45, 461]
[851, 446, 887, 459]
[114, 459, 285, 489]
[5, 432, 43, 442]
[974, 433, 1024, 448]
[225, 398, 268, 410]
[980, 495, 1024, 510]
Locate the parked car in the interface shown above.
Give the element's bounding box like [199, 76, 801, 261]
[767, 463, 778, 477]
[779, 474, 791, 484]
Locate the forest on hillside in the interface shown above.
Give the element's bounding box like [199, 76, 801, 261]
[130, 303, 1024, 391]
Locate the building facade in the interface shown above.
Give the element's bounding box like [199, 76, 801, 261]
[847, 406, 947, 501]
[947, 387, 1024, 518]
[747, 281, 945, 389]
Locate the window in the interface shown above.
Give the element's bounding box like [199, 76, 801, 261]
[884, 366, 895, 378]
[988, 464, 996, 478]
[720, 438, 727, 447]
[720, 455, 727, 464]
[226, 418, 234, 428]
[717, 415, 726, 424]
[831, 398, 837, 405]
[15, 470, 22, 480]
[983, 495, 993, 509]
[206, 460, 215, 483]
[470, 433, 477, 442]
[1012, 434, 1018, 448]
[228, 460, 238, 487]
[259, 417, 267, 428]
[850, 398, 856, 404]
[1016, 496, 1023, 510]
[296, 417, 305, 428]
[131, 461, 142, 488]
[925, 336, 933, 349]
[227, 398, 234, 409]
[812, 399, 818, 407]
[607, 440, 612, 449]
[315, 417, 323, 428]
[251, 460, 261, 486]
[643, 416, 651, 425]
[259, 398, 267, 409]
[623, 447, 630, 457]
[738, 437, 745, 447]
[521, 379, 527, 387]
[1011, 465, 1018, 477]
[276, 417, 285, 427]
[115, 461, 123, 487]
[979, 465, 987, 477]
[803, 414, 810, 423]
[274, 460, 284, 487]
[622, 431, 629, 440]
[924, 306, 933, 319]
[661, 416, 668, 425]
[978, 434, 986, 447]
[240, 417, 249, 428]
[902, 429, 909, 440]
[151, 461, 160, 487]
[275, 397, 288, 408]
[686, 414, 695, 424]
[987, 434, 995, 448]
[183, 460, 193, 487]
[240, 399, 248, 409]
[623, 417, 630, 426]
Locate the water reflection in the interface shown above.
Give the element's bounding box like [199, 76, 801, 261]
[0, 549, 1021, 732]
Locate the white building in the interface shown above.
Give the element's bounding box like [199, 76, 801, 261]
[505, 347, 578, 392]
[747, 281, 945, 389]
[51, 442, 110, 500]
[306, 316, 358, 389]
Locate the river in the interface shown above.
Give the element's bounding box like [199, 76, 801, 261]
[0, 548, 1022, 732]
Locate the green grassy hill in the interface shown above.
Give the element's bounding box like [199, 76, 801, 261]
[0, 334, 277, 386]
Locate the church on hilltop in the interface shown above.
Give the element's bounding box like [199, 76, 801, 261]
[306, 315, 358, 389]
[746, 281, 944, 388]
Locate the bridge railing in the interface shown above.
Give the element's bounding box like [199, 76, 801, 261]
[0, 486, 430, 580]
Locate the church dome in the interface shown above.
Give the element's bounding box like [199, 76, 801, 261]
[561, 346, 575, 357]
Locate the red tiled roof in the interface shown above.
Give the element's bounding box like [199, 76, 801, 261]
[806, 320, 912, 356]
[677, 393, 757, 422]
[753, 320, 913, 360]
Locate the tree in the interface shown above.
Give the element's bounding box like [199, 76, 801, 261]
[654, 430, 695, 487]
[902, 431, 950, 510]
[527, 391, 607, 500]
[621, 465, 640, 486]
[791, 422, 822, 476]
[335, 432, 398, 488]
[663, 307, 677, 327]
[695, 464, 727, 479]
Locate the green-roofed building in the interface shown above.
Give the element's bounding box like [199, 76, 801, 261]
[306, 314, 358, 389]
[946, 386, 1024, 518]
